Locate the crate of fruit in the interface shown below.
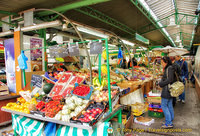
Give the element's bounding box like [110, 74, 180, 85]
[70, 101, 106, 126]
[71, 84, 93, 100]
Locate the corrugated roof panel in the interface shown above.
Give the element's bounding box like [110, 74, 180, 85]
[145, 0, 199, 47]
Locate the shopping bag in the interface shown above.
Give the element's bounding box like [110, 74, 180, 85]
[18, 51, 28, 69]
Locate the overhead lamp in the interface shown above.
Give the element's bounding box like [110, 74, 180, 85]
[122, 40, 135, 46]
[179, 42, 183, 48]
[175, 35, 181, 43]
[0, 30, 14, 37]
[76, 26, 109, 38]
[168, 16, 176, 26]
[21, 20, 62, 32]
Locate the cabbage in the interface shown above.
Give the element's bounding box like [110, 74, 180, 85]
[72, 95, 78, 100]
[74, 98, 83, 106]
[63, 105, 68, 110]
[61, 115, 70, 122]
[70, 112, 76, 117]
[65, 98, 73, 105]
[68, 103, 76, 110]
[75, 106, 82, 114]
[62, 109, 71, 115]
[83, 100, 89, 104]
[54, 114, 62, 120]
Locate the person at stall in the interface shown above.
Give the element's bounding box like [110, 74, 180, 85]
[128, 57, 137, 68]
[159, 56, 175, 128]
[170, 56, 181, 107]
[121, 59, 127, 69]
[175, 55, 188, 104]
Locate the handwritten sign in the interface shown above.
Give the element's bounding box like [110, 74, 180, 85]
[31, 74, 43, 88]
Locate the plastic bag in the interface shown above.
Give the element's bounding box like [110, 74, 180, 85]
[44, 122, 56, 136]
[17, 51, 28, 69]
[118, 47, 123, 58]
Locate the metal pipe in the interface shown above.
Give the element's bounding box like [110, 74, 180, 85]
[21, 20, 62, 32]
[0, 30, 13, 37]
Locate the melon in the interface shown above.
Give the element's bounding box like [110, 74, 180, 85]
[43, 83, 54, 94]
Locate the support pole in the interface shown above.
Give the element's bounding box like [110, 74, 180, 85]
[14, 30, 23, 93]
[105, 39, 112, 112]
[118, 109, 122, 124]
[98, 54, 101, 84]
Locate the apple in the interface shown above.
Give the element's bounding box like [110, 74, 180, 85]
[91, 113, 96, 118]
[87, 110, 91, 114]
[93, 110, 98, 115]
[89, 116, 94, 120]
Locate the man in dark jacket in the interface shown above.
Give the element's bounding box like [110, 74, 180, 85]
[170, 56, 182, 106]
[175, 55, 188, 104]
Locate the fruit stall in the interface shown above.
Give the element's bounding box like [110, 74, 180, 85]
[1, 38, 125, 136]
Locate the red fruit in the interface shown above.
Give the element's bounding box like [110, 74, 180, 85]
[91, 113, 96, 118]
[93, 110, 98, 115]
[86, 110, 91, 114]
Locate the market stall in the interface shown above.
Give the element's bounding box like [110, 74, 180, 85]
[1, 38, 125, 135]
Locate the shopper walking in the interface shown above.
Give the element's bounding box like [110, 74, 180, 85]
[175, 55, 188, 104]
[170, 56, 182, 107]
[159, 56, 175, 128]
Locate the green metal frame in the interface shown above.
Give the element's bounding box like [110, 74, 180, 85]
[0, 10, 17, 15]
[22, 38, 114, 114]
[75, 6, 160, 45]
[130, 0, 176, 47]
[37, 0, 111, 16]
[75, 6, 136, 35]
[138, 13, 199, 35]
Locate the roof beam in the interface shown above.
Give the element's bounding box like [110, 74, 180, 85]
[37, 0, 110, 16]
[130, 0, 176, 46]
[138, 13, 199, 35]
[0, 10, 17, 16]
[74, 6, 160, 45]
[74, 7, 136, 35]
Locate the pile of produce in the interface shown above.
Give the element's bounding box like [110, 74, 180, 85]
[2, 97, 38, 114]
[54, 96, 89, 122]
[91, 89, 118, 102]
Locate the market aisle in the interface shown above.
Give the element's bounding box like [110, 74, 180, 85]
[131, 83, 200, 136]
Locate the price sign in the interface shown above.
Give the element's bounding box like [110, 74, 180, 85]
[31, 74, 43, 88]
[90, 41, 103, 54]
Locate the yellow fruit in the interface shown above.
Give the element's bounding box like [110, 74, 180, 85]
[34, 93, 39, 97]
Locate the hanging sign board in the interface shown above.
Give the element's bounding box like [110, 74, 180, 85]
[69, 43, 79, 56]
[31, 74, 43, 88]
[135, 33, 149, 44]
[49, 45, 69, 58]
[90, 41, 103, 54]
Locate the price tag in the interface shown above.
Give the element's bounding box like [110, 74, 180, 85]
[31, 74, 43, 88]
[90, 41, 103, 54]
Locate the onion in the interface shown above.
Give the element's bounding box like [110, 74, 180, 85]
[62, 109, 71, 115]
[54, 114, 62, 120]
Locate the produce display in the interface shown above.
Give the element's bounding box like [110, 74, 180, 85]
[57, 73, 72, 84]
[2, 97, 38, 114]
[69, 75, 85, 85]
[54, 96, 89, 122]
[49, 84, 64, 97]
[72, 85, 90, 96]
[72, 101, 106, 124]
[91, 89, 118, 102]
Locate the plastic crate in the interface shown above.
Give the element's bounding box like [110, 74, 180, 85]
[149, 104, 161, 109]
[148, 110, 164, 118]
[71, 85, 93, 100]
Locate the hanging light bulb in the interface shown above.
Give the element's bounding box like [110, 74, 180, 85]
[175, 35, 181, 43]
[168, 16, 176, 26]
[179, 42, 183, 48]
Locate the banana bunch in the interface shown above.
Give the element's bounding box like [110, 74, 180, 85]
[102, 50, 107, 60]
[93, 77, 107, 91]
[101, 64, 107, 74]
